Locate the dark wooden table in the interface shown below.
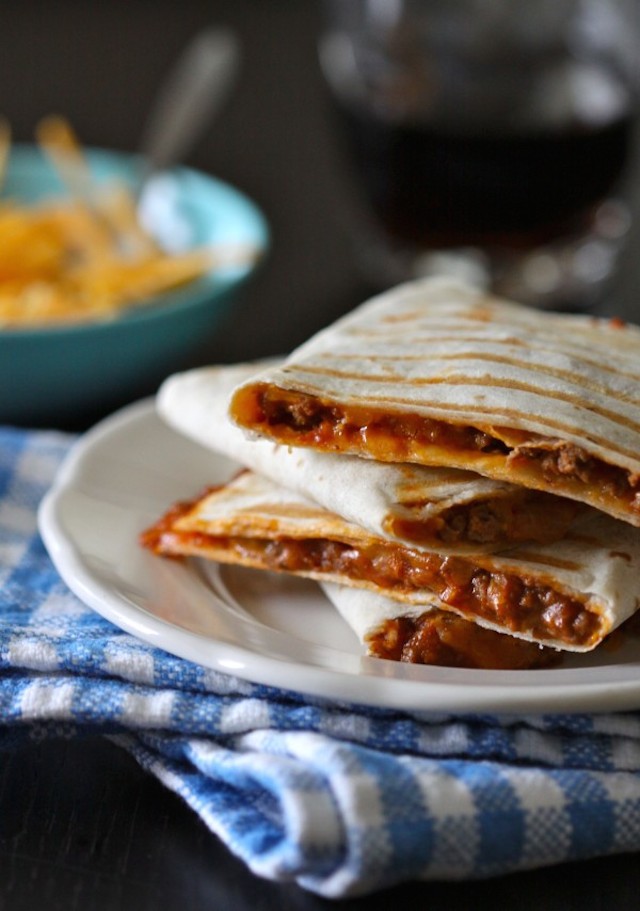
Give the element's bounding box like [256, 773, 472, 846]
[2, 2, 640, 907]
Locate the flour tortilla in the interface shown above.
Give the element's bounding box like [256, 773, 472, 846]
[158, 362, 580, 553]
[229, 277, 640, 527]
[319, 582, 556, 670]
[141, 469, 640, 652]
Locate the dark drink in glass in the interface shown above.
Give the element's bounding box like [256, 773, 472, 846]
[320, 0, 639, 310]
[338, 105, 633, 251]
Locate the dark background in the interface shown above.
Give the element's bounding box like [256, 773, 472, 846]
[1, 1, 640, 907]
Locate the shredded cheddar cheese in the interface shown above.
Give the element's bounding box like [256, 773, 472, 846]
[0, 116, 232, 327]
[0, 190, 215, 327]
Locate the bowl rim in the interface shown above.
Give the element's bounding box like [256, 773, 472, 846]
[0, 145, 269, 339]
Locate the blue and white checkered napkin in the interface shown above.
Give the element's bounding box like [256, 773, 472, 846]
[4, 425, 640, 897]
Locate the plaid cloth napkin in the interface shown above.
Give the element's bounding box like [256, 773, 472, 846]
[3, 423, 640, 898]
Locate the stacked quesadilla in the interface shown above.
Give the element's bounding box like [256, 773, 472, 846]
[142, 277, 640, 670]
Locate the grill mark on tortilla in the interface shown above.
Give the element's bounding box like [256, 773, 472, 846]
[286, 367, 640, 436]
[236, 503, 327, 520]
[326, 332, 640, 375]
[394, 348, 640, 387]
[485, 552, 582, 571]
[305, 344, 640, 385]
[611, 550, 632, 562]
[348, 303, 636, 339]
[294, 364, 640, 420]
[437, 350, 640, 384]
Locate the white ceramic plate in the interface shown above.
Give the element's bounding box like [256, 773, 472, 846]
[38, 400, 640, 714]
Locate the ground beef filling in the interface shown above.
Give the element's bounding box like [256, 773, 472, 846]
[367, 613, 560, 670]
[244, 536, 600, 646]
[392, 492, 579, 547]
[240, 386, 509, 460]
[143, 522, 602, 648]
[392, 500, 517, 547]
[508, 441, 637, 505]
[236, 387, 640, 512]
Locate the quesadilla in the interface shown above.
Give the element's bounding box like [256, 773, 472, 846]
[229, 277, 640, 527]
[158, 362, 580, 553]
[320, 582, 557, 670]
[140, 469, 640, 653]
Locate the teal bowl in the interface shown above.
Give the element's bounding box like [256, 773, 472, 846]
[0, 145, 268, 427]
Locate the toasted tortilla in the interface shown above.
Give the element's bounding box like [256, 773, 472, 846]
[140, 469, 640, 653]
[158, 362, 580, 553]
[320, 582, 557, 670]
[229, 277, 640, 527]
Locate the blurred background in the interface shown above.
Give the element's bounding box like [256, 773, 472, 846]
[1, 0, 639, 418]
[0, 0, 369, 367]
